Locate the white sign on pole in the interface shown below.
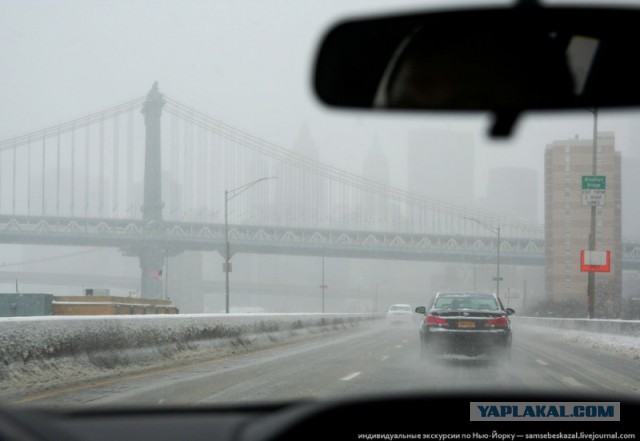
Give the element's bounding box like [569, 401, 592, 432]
[581, 190, 605, 206]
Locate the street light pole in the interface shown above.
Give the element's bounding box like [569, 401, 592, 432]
[320, 253, 327, 313]
[496, 225, 501, 297]
[466, 217, 501, 296]
[224, 177, 277, 313]
[224, 189, 230, 313]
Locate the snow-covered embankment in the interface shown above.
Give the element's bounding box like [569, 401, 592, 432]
[0, 313, 381, 399]
[514, 316, 640, 336]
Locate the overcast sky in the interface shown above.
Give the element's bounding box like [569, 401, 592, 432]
[2, 0, 640, 221]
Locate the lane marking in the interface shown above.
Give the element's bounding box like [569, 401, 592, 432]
[535, 359, 549, 366]
[13, 334, 342, 404]
[381, 356, 389, 361]
[340, 372, 361, 381]
[394, 345, 403, 349]
[561, 376, 583, 387]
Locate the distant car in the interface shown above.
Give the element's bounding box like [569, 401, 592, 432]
[415, 292, 514, 360]
[386, 303, 414, 325]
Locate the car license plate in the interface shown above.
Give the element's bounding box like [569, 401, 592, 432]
[458, 320, 475, 328]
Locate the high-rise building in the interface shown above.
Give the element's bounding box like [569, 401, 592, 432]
[362, 139, 391, 230]
[544, 132, 622, 316]
[276, 123, 324, 228]
[484, 167, 538, 223]
[408, 129, 474, 207]
[621, 156, 640, 239]
[407, 129, 474, 234]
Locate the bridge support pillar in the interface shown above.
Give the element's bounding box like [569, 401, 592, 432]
[139, 82, 166, 300]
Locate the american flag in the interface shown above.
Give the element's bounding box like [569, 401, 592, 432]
[151, 269, 163, 280]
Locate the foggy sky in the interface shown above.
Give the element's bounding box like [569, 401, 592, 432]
[2, 0, 640, 224]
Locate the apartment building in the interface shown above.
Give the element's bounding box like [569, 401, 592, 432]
[544, 132, 622, 316]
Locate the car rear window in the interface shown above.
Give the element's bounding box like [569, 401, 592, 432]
[389, 305, 411, 311]
[433, 295, 499, 311]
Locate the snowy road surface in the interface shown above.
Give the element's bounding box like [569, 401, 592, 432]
[9, 320, 640, 408]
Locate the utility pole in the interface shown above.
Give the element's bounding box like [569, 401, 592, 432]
[224, 177, 277, 313]
[587, 108, 597, 319]
[465, 217, 501, 296]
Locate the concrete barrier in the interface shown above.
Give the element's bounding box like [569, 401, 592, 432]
[513, 316, 640, 337]
[0, 313, 381, 399]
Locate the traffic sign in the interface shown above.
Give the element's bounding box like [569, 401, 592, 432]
[582, 175, 606, 206]
[580, 250, 611, 272]
[582, 175, 606, 189]
[492, 277, 504, 281]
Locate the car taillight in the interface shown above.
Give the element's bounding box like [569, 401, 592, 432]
[484, 316, 508, 327]
[425, 315, 449, 326]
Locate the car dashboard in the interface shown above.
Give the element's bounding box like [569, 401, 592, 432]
[2, 392, 638, 441]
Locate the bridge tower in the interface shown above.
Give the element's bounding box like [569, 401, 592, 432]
[139, 82, 166, 299]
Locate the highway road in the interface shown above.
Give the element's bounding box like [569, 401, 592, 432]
[11, 320, 640, 408]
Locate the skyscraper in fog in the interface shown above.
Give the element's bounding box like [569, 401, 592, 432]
[408, 129, 474, 206]
[484, 167, 538, 223]
[407, 129, 474, 233]
[362, 139, 390, 229]
[277, 123, 324, 227]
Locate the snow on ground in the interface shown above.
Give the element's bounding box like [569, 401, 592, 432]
[516, 321, 640, 362]
[0, 314, 382, 400]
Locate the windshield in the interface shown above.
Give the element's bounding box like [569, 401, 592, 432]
[1, 0, 640, 410]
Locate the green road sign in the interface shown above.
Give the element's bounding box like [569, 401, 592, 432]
[582, 175, 606, 190]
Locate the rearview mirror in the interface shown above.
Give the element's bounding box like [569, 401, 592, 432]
[415, 306, 426, 314]
[313, 4, 640, 136]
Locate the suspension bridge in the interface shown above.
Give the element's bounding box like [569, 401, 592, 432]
[1, 83, 638, 299]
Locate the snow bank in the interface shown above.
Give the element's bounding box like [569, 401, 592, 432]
[514, 316, 640, 337]
[513, 319, 640, 363]
[0, 313, 381, 399]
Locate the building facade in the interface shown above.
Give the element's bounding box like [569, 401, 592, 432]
[544, 132, 622, 317]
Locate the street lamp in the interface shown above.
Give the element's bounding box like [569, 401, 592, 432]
[224, 176, 277, 313]
[320, 252, 328, 313]
[466, 217, 501, 297]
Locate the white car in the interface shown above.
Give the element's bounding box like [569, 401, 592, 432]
[386, 303, 414, 325]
